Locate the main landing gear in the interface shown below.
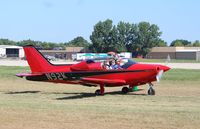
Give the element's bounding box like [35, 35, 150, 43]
[121, 87, 129, 94]
[95, 84, 105, 95]
[148, 83, 155, 95]
[95, 86, 130, 95]
[121, 84, 138, 94]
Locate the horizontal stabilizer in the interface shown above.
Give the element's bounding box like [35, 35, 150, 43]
[16, 73, 43, 78]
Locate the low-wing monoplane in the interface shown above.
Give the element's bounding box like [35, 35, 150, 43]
[16, 45, 170, 95]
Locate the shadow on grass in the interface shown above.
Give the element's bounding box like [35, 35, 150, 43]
[5, 91, 41, 94]
[4, 89, 147, 100]
[56, 90, 147, 100]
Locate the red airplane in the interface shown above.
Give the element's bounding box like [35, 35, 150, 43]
[16, 45, 170, 95]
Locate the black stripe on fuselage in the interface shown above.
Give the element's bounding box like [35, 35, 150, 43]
[26, 69, 154, 81]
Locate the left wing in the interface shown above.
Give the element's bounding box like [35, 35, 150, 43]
[81, 77, 126, 85]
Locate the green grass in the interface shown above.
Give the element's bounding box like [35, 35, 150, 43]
[0, 66, 29, 78]
[0, 66, 200, 129]
[163, 69, 200, 81]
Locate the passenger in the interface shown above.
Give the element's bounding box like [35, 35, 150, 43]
[102, 60, 112, 70]
[102, 60, 111, 70]
[105, 52, 123, 70]
[117, 60, 122, 69]
[113, 53, 119, 61]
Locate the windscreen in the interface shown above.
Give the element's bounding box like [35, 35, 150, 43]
[121, 59, 137, 69]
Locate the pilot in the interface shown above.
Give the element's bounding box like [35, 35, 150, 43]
[108, 60, 114, 69]
[112, 60, 122, 69]
[102, 60, 113, 70]
[104, 52, 122, 70]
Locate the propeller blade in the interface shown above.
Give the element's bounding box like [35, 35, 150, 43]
[156, 70, 164, 82]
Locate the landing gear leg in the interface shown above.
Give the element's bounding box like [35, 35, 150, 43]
[148, 83, 155, 95]
[95, 84, 105, 96]
[100, 84, 105, 95]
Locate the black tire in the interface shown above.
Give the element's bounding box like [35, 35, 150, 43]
[95, 89, 101, 95]
[122, 87, 129, 94]
[148, 88, 155, 95]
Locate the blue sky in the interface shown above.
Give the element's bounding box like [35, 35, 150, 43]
[0, 0, 199, 44]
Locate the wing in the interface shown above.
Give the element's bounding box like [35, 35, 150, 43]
[81, 77, 126, 86]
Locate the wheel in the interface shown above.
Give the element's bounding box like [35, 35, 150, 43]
[95, 89, 101, 95]
[148, 87, 155, 95]
[122, 87, 129, 94]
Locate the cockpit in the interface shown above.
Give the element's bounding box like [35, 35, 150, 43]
[121, 59, 137, 69]
[101, 58, 137, 70]
[70, 58, 137, 71]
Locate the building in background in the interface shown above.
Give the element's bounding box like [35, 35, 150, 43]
[0, 45, 24, 58]
[40, 47, 85, 60]
[147, 47, 200, 61]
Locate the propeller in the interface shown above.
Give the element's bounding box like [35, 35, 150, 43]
[156, 70, 164, 82]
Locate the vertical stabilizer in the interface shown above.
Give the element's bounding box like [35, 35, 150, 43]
[24, 46, 56, 73]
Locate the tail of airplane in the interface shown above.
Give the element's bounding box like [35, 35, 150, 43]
[24, 45, 70, 73]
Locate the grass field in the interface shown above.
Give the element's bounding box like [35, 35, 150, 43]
[0, 66, 200, 129]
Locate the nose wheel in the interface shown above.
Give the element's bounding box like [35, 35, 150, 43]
[148, 83, 155, 95]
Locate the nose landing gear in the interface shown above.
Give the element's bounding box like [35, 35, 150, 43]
[148, 83, 155, 95]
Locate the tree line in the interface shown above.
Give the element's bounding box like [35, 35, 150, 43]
[0, 37, 89, 50]
[90, 19, 164, 56]
[0, 19, 199, 56]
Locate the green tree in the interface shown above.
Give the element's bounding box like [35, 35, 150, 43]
[90, 19, 112, 52]
[157, 40, 167, 47]
[0, 38, 66, 50]
[40, 42, 50, 49]
[0, 39, 16, 45]
[116, 21, 136, 52]
[193, 40, 200, 47]
[90, 20, 162, 56]
[66, 36, 89, 47]
[173, 41, 183, 46]
[170, 39, 191, 46]
[17, 39, 59, 50]
[90, 19, 123, 52]
[130, 22, 162, 56]
[18, 39, 39, 46]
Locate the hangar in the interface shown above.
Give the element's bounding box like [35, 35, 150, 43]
[0, 45, 24, 58]
[147, 47, 200, 61]
[40, 47, 85, 60]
